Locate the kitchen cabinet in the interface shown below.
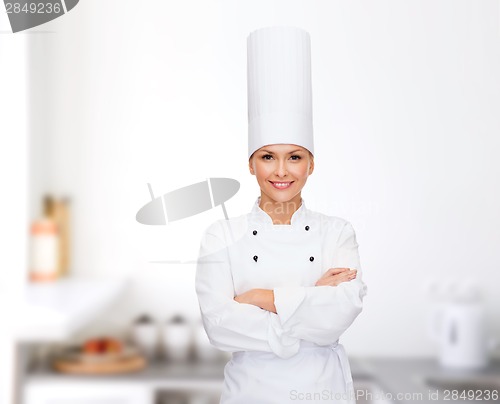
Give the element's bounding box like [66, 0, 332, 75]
[25, 383, 152, 404]
[24, 360, 225, 404]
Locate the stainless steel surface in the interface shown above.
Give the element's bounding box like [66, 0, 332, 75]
[355, 357, 500, 404]
[425, 375, 500, 390]
[424, 375, 500, 402]
[24, 355, 500, 404]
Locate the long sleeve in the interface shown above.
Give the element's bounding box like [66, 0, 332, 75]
[272, 221, 368, 346]
[195, 221, 301, 358]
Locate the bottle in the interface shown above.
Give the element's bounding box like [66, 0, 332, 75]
[131, 314, 158, 359]
[162, 315, 192, 362]
[29, 196, 60, 282]
[47, 197, 71, 277]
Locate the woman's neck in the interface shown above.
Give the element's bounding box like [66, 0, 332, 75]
[259, 193, 302, 225]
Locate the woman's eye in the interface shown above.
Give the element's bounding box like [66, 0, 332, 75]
[290, 155, 301, 160]
[262, 154, 273, 160]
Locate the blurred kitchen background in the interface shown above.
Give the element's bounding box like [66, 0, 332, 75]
[1, 1, 500, 403]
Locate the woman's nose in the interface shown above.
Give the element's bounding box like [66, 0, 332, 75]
[274, 161, 288, 177]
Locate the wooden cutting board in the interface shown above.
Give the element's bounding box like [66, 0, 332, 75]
[53, 354, 146, 375]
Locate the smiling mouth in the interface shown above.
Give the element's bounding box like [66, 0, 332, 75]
[269, 181, 294, 189]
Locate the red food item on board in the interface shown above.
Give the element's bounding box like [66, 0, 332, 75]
[82, 338, 123, 355]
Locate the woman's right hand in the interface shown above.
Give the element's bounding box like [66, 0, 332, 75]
[315, 268, 357, 287]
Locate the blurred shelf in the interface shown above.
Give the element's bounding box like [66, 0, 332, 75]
[26, 359, 226, 390]
[14, 277, 126, 342]
[25, 357, 369, 388]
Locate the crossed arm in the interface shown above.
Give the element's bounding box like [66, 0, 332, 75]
[234, 266, 358, 313]
[195, 220, 367, 359]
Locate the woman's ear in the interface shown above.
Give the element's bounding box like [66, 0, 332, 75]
[248, 158, 255, 175]
[309, 157, 314, 175]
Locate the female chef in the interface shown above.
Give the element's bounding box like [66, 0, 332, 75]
[195, 26, 368, 404]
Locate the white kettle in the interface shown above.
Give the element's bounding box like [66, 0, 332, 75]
[428, 281, 496, 369]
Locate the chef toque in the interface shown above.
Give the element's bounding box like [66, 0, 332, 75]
[247, 26, 314, 160]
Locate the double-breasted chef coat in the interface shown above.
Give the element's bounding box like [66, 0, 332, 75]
[195, 196, 368, 404]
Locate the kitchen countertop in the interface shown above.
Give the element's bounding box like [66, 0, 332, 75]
[352, 357, 500, 404]
[26, 355, 500, 402]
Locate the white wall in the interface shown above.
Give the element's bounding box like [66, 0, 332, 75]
[1, 8, 29, 404]
[28, 0, 500, 357]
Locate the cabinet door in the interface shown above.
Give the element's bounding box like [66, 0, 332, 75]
[24, 383, 152, 404]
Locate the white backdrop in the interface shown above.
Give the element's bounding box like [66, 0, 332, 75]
[27, 0, 500, 357]
[1, 8, 29, 403]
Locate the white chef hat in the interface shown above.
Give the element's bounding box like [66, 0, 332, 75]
[247, 26, 314, 160]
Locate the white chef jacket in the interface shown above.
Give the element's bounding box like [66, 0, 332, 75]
[195, 197, 367, 404]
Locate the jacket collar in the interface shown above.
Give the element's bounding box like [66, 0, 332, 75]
[250, 196, 307, 226]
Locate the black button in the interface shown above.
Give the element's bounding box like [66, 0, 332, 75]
[253, 230, 257, 235]
[309, 256, 314, 262]
[305, 226, 310, 231]
[253, 255, 258, 262]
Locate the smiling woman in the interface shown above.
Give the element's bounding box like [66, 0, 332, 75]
[195, 26, 367, 404]
[249, 144, 314, 225]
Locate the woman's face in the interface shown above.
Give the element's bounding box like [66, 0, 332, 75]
[248, 144, 314, 204]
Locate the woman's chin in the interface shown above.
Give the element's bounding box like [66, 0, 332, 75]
[264, 189, 298, 204]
